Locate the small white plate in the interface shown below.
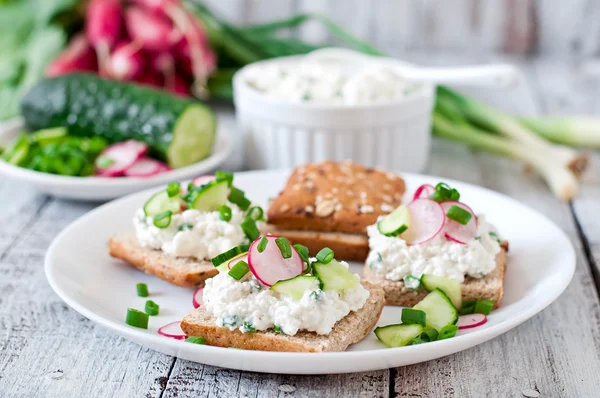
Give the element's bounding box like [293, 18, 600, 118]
[0, 119, 232, 201]
[45, 170, 575, 374]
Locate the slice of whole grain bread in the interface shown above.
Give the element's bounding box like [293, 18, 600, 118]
[180, 282, 385, 352]
[362, 242, 508, 308]
[108, 235, 217, 288]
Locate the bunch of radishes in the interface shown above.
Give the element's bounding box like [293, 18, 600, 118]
[46, 0, 216, 97]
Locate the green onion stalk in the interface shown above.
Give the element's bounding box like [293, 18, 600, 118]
[519, 116, 600, 148]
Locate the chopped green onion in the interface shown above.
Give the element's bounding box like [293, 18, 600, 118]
[95, 156, 114, 169]
[228, 260, 250, 280]
[458, 300, 477, 315]
[145, 300, 159, 316]
[211, 244, 251, 267]
[219, 205, 232, 221]
[420, 328, 439, 342]
[153, 211, 172, 229]
[407, 336, 424, 345]
[403, 274, 422, 290]
[446, 205, 472, 225]
[242, 321, 256, 333]
[489, 231, 501, 244]
[438, 324, 458, 340]
[126, 308, 149, 329]
[294, 244, 310, 265]
[430, 182, 460, 202]
[215, 170, 234, 187]
[241, 218, 260, 241]
[315, 248, 334, 264]
[474, 299, 494, 315]
[257, 236, 268, 253]
[401, 308, 426, 327]
[185, 336, 206, 344]
[178, 224, 194, 231]
[246, 206, 264, 221]
[167, 182, 180, 198]
[275, 237, 292, 259]
[228, 187, 251, 210]
[273, 325, 284, 334]
[136, 283, 149, 297]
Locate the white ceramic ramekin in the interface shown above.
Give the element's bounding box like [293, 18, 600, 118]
[233, 56, 435, 172]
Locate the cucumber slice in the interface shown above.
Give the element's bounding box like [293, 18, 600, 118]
[377, 205, 410, 236]
[313, 260, 359, 291]
[144, 190, 181, 217]
[413, 289, 458, 332]
[421, 274, 462, 309]
[271, 275, 318, 300]
[168, 105, 216, 169]
[375, 324, 424, 347]
[190, 180, 229, 212]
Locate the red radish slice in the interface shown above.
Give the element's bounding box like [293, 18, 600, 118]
[403, 199, 445, 245]
[441, 201, 478, 244]
[247, 236, 304, 287]
[413, 184, 436, 201]
[456, 313, 487, 330]
[192, 175, 215, 186]
[95, 140, 148, 177]
[227, 254, 248, 269]
[124, 157, 170, 177]
[157, 321, 186, 340]
[192, 287, 203, 309]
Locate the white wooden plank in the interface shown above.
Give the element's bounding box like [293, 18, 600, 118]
[202, 0, 246, 24]
[371, 0, 423, 54]
[243, 0, 296, 25]
[295, 0, 330, 43]
[421, 0, 474, 50]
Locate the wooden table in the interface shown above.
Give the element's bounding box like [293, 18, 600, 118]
[1, 58, 600, 397]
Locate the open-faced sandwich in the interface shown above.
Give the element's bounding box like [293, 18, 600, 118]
[109, 172, 264, 287]
[363, 182, 508, 308]
[266, 161, 406, 261]
[181, 235, 385, 352]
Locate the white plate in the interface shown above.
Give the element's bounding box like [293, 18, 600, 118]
[0, 119, 232, 201]
[45, 170, 575, 374]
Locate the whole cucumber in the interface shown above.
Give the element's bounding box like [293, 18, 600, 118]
[20, 74, 217, 168]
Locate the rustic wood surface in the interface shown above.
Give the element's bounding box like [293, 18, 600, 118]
[2, 57, 600, 397]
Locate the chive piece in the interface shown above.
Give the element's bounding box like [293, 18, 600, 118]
[96, 156, 114, 169]
[185, 336, 206, 344]
[273, 325, 284, 334]
[228, 187, 251, 210]
[126, 308, 149, 329]
[401, 308, 426, 327]
[489, 231, 501, 244]
[136, 283, 149, 297]
[228, 260, 250, 280]
[241, 218, 260, 241]
[407, 336, 424, 345]
[242, 321, 256, 333]
[403, 274, 422, 290]
[458, 300, 477, 315]
[315, 248, 334, 264]
[431, 182, 461, 202]
[438, 324, 459, 340]
[257, 236, 268, 253]
[474, 299, 494, 315]
[144, 300, 159, 316]
[219, 205, 232, 221]
[166, 182, 180, 198]
[446, 205, 472, 225]
[153, 211, 172, 229]
[178, 223, 194, 232]
[293, 244, 310, 265]
[215, 170, 234, 187]
[420, 329, 439, 342]
[275, 237, 292, 259]
[245, 206, 264, 221]
[211, 244, 251, 267]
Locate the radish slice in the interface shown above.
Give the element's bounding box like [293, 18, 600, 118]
[228, 254, 248, 269]
[456, 313, 487, 330]
[192, 175, 215, 186]
[124, 157, 170, 177]
[413, 184, 436, 201]
[403, 199, 445, 245]
[192, 287, 203, 309]
[441, 201, 478, 244]
[95, 140, 148, 177]
[157, 321, 186, 340]
[247, 236, 304, 287]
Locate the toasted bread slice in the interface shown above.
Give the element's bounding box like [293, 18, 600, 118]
[108, 235, 217, 288]
[180, 282, 385, 352]
[362, 242, 508, 308]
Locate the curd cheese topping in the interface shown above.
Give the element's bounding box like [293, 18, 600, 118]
[367, 215, 501, 282]
[203, 264, 370, 336]
[134, 206, 247, 260]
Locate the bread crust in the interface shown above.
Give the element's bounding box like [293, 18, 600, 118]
[362, 242, 508, 307]
[108, 235, 217, 287]
[180, 282, 385, 352]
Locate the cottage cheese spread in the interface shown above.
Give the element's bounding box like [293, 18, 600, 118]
[134, 206, 247, 260]
[203, 265, 370, 335]
[244, 60, 419, 105]
[366, 215, 501, 282]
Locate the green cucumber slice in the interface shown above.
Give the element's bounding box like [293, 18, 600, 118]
[190, 180, 229, 212]
[377, 205, 410, 236]
[421, 274, 462, 309]
[144, 190, 181, 217]
[168, 105, 216, 169]
[313, 260, 359, 291]
[375, 324, 424, 347]
[413, 289, 458, 332]
[270, 275, 318, 300]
